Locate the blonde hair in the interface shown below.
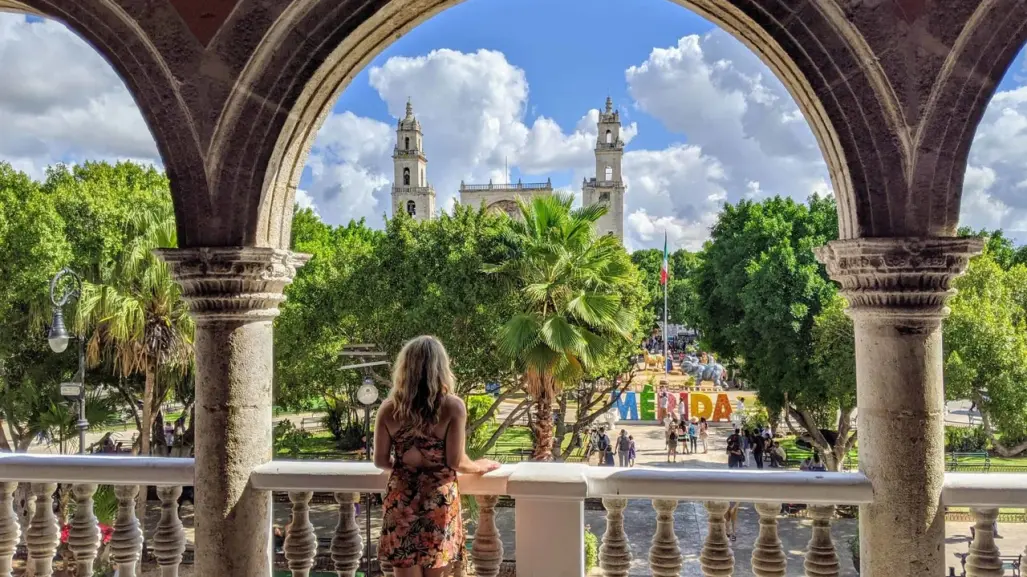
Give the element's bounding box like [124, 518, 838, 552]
[389, 335, 454, 435]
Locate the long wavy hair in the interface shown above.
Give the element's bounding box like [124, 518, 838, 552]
[389, 335, 454, 435]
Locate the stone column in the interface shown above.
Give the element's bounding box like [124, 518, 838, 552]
[158, 247, 308, 577]
[816, 237, 982, 577]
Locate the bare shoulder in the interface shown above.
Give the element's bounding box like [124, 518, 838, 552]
[443, 394, 467, 418]
[377, 399, 396, 422]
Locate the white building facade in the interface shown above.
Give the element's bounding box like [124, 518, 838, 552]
[390, 100, 435, 221]
[391, 98, 626, 242]
[582, 97, 626, 241]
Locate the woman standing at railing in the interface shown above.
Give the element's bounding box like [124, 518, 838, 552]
[374, 336, 501, 577]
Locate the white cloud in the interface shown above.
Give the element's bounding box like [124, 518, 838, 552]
[961, 87, 1027, 241]
[0, 15, 160, 177]
[305, 48, 638, 228]
[624, 32, 829, 203]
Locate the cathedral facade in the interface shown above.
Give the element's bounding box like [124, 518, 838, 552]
[391, 98, 625, 242]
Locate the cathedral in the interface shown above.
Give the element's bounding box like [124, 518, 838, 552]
[391, 98, 626, 241]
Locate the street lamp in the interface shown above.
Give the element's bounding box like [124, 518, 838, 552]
[356, 375, 379, 573]
[48, 268, 87, 454]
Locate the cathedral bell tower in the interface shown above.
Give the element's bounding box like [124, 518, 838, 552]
[582, 96, 625, 240]
[391, 99, 435, 220]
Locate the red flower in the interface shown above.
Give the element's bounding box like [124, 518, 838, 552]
[60, 523, 114, 544]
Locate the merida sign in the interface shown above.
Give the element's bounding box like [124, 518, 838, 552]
[612, 384, 753, 422]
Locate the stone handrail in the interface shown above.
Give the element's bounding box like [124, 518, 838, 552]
[2, 456, 1025, 577]
[0, 453, 193, 485]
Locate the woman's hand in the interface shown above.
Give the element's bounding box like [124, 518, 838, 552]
[474, 459, 502, 474]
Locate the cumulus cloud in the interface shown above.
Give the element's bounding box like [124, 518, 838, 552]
[961, 87, 1027, 241]
[304, 48, 638, 227]
[0, 15, 159, 177]
[625, 32, 829, 203]
[2, 11, 1024, 247]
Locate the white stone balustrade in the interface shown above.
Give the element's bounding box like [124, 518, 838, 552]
[0, 455, 1024, 577]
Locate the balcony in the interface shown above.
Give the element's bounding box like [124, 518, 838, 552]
[0, 454, 1023, 577]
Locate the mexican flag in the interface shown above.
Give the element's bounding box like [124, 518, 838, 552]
[660, 232, 669, 286]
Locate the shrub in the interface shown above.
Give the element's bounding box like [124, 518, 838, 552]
[741, 402, 770, 430]
[273, 420, 311, 457]
[466, 394, 497, 448]
[584, 526, 599, 572]
[945, 426, 989, 452]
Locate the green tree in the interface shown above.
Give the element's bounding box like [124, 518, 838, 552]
[631, 248, 699, 329]
[487, 195, 640, 461]
[944, 250, 1027, 456]
[691, 195, 851, 468]
[0, 162, 75, 452]
[76, 194, 193, 456]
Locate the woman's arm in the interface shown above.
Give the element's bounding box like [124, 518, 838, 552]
[373, 402, 394, 470]
[446, 397, 500, 475]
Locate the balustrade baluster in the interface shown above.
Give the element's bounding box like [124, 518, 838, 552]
[752, 502, 786, 577]
[68, 484, 101, 577]
[701, 501, 733, 577]
[285, 491, 317, 577]
[803, 505, 839, 577]
[330, 492, 362, 577]
[0, 482, 19, 577]
[471, 495, 503, 577]
[154, 486, 186, 577]
[650, 499, 682, 577]
[600, 498, 631, 577]
[966, 508, 1003, 577]
[25, 483, 59, 577]
[111, 485, 143, 577]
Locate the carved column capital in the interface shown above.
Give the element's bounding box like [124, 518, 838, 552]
[156, 247, 310, 323]
[814, 237, 982, 321]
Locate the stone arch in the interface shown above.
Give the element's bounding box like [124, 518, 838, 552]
[403, 167, 410, 185]
[5, 0, 211, 246]
[909, 2, 1027, 237]
[605, 129, 612, 144]
[405, 136, 410, 150]
[406, 200, 416, 216]
[230, 0, 915, 249]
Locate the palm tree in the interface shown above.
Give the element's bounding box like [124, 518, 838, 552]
[487, 194, 636, 461]
[76, 198, 193, 457]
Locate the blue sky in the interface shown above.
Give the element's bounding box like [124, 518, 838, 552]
[1, 7, 1026, 248]
[333, 0, 709, 153]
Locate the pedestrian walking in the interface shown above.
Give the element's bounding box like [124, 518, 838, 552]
[667, 422, 679, 463]
[687, 419, 698, 454]
[628, 436, 636, 467]
[727, 428, 744, 468]
[616, 430, 631, 467]
[699, 417, 709, 453]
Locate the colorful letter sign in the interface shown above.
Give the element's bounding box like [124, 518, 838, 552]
[609, 390, 753, 423]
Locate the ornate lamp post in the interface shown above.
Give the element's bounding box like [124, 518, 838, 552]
[47, 268, 88, 454]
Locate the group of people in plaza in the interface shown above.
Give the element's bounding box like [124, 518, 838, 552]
[664, 415, 709, 462]
[724, 427, 791, 469]
[593, 427, 637, 467]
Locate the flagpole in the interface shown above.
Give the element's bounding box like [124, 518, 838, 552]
[663, 234, 669, 376]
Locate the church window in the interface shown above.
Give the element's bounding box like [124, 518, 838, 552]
[405, 137, 410, 150]
[403, 168, 410, 185]
[599, 191, 610, 203]
[605, 130, 612, 144]
[604, 165, 613, 181]
[407, 200, 416, 216]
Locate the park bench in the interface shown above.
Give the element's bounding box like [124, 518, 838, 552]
[299, 416, 326, 431]
[957, 552, 1021, 577]
[948, 451, 990, 472]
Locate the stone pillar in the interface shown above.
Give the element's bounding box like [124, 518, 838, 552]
[158, 247, 308, 577]
[816, 238, 982, 577]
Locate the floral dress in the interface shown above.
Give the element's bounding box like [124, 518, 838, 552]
[379, 426, 464, 569]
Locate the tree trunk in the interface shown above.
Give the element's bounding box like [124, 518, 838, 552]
[528, 371, 555, 462]
[141, 362, 155, 456]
